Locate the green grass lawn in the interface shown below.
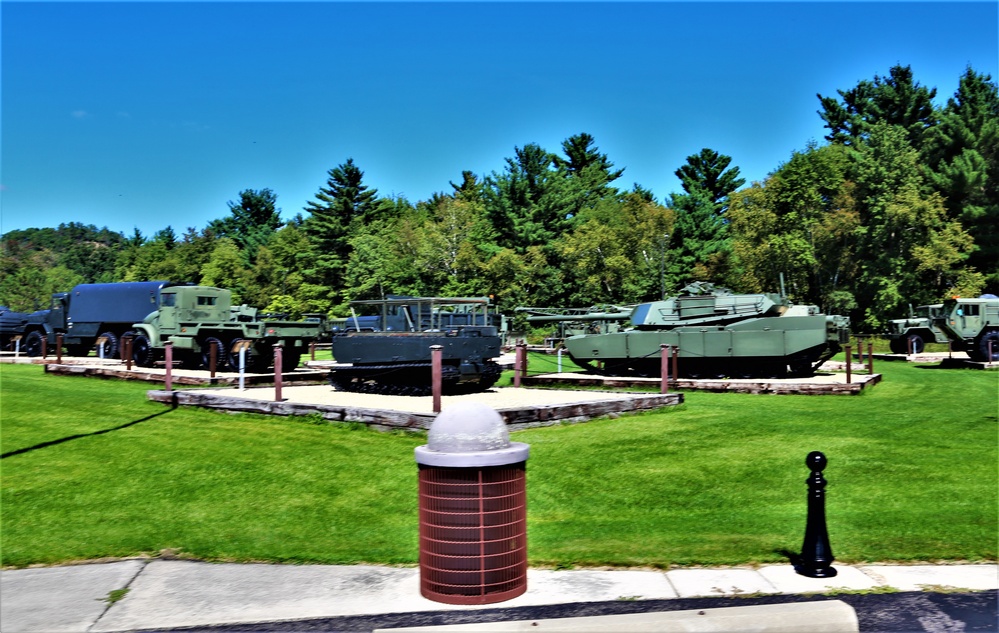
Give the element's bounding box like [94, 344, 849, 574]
[1, 358, 995, 569]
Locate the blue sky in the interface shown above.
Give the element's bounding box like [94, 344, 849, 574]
[2, 1, 997, 238]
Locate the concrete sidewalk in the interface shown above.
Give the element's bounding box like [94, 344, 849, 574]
[1, 560, 996, 632]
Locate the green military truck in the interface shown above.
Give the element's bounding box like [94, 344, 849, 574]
[936, 295, 999, 362]
[886, 296, 999, 360]
[885, 304, 948, 354]
[130, 285, 321, 372]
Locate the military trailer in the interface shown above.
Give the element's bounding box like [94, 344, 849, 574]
[329, 296, 503, 395]
[13, 281, 179, 358]
[563, 282, 851, 378]
[130, 285, 321, 372]
[885, 304, 949, 354]
[935, 296, 999, 362]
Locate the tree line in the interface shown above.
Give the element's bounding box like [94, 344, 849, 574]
[2, 64, 996, 333]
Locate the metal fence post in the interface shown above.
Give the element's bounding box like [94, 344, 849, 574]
[844, 345, 852, 384]
[273, 344, 283, 402]
[164, 341, 173, 392]
[124, 335, 133, 371]
[660, 344, 670, 394]
[514, 343, 527, 388]
[867, 342, 874, 374]
[209, 340, 218, 378]
[431, 344, 443, 413]
[56, 334, 63, 364]
[672, 346, 679, 386]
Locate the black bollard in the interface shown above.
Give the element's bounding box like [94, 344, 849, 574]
[795, 451, 838, 578]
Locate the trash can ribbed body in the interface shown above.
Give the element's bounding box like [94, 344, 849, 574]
[418, 463, 527, 604]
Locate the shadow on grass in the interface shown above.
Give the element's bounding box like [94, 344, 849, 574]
[775, 548, 803, 567]
[1, 407, 176, 459]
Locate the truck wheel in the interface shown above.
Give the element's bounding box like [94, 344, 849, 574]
[246, 354, 270, 373]
[66, 344, 90, 357]
[888, 338, 907, 354]
[200, 337, 228, 371]
[281, 351, 302, 373]
[131, 334, 157, 368]
[905, 334, 924, 355]
[97, 331, 118, 358]
[976, 331, 999, 362]
[227, 338, 250, 371]
[23, 331, 44, 357]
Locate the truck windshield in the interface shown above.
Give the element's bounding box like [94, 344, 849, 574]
[161, 294, 176, 307]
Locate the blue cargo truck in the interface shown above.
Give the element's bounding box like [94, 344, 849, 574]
[12, 281, 179, 358]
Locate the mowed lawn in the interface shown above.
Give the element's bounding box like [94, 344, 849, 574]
[1, 359, 995, 568]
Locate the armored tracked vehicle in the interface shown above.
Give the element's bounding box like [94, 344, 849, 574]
[329, 296, 503, 395]
[563, 282, 851, 378]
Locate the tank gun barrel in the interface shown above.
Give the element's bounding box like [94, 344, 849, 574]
[517, 305, 634, 323]
[525, 311, 633, 323]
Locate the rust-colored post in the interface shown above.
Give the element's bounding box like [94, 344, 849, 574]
[209, 341, 218, 378]
[672, 346, 679, 385]
[56, 334, 63, 364]
[41, 336, 48, 359]
[907, 336, 913, 356]
[844, 345, 852, 384]
[164, 341, 173, 392]
[856, 337, 863, 365]
[431, 344, 443, 413]
[124, 336, 133, 371]
[514, 343, 527, 388]
[867, 342, 874, 374]
[273, 344, 283, 402]
[310, 340, 316, 361]
[660, 344, 670, 394]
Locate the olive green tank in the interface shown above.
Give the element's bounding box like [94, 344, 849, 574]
[563, 282, 851, 378]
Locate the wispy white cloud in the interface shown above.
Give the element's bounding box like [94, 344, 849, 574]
[71, 110, 90, 119]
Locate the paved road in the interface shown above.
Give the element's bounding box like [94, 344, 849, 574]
[148, 591, 997, 632]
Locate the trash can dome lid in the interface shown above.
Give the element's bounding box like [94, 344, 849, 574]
[427, 402, 509, 453]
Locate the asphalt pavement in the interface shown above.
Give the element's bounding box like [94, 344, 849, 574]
[1, 560, 995, 633]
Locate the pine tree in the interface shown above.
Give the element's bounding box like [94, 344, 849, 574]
[818, 64, 937, 149]
[922, 67, 999, 284]
[674, 148, 745, 215]
[302, 158, 383, 310]
[208, 188, 283, 265]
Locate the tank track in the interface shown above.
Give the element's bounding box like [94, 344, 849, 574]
[329, 360, 502, 396]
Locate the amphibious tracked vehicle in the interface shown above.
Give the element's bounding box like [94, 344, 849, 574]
[329, 296, 503, 396]
[563, 282, 851, 378]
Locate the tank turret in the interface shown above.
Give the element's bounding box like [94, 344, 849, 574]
[631, 282, 786, 329]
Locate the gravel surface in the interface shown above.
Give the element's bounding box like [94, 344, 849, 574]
[194, 384, 646, 415]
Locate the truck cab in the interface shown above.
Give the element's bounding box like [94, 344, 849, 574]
[937, 297, 999, 361]
[156, 286, 232, 334]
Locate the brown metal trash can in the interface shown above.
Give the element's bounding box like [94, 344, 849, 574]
[415, 402, 530, 605]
